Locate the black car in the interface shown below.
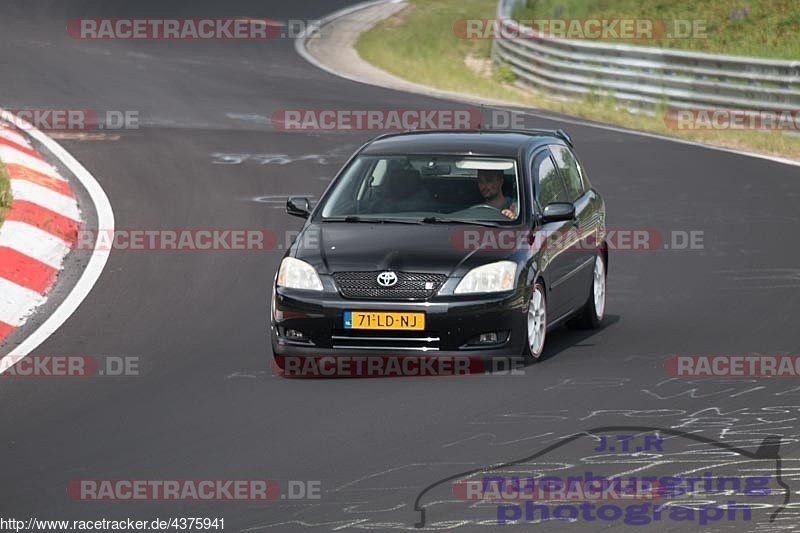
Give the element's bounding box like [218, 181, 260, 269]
[270, 129, 606, 369]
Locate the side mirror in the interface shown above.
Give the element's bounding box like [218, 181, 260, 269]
[286, 196, 311, 219]
[541, 202, 575, 223]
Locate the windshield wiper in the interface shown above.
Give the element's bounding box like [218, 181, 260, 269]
[420, 216, 500, 227]
[325, 216, 422, 224]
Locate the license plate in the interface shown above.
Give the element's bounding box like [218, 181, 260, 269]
[344, 311, 425, 330]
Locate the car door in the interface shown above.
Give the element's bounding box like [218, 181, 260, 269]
[550, 144, 598, 311]
[531, 148, 575, 320]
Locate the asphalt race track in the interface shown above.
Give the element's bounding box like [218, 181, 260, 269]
[1, 1, 799, 531]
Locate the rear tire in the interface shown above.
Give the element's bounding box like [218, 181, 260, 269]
[567, 254, 606, 329]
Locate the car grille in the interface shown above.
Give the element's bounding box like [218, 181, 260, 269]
[332, 271, 446, 300]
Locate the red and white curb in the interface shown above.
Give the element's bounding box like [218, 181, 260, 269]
[0, 121, 81, 344]
[0, 109, 113, 373]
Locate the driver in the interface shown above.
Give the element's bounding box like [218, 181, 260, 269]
[477, 169, 517, 219]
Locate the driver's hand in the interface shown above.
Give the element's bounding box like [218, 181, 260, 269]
[501, 203, 517, 219]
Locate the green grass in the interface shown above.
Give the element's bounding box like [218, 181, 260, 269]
[356, 0, 504, 97]
[512, 0, 800, 59]
[0, 162, 11, 227]
[355, 0, 800, 160]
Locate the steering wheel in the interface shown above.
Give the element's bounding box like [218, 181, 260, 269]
[452, 204, 509, 220]
[470, 203, 502, 211]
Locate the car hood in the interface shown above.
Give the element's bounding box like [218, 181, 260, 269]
[292, 222, 512, 276]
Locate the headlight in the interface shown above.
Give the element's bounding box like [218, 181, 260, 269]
[454, 261, 517, 294]
[277, 257, 323, 291]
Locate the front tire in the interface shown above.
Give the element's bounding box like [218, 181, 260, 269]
[524, 282, 547, 362]
[567, 253, 606, 329]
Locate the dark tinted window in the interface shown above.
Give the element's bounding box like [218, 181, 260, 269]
[320, 155, 521, 222]
[534, 151, 568, 206]
[551, 145, 584, 201]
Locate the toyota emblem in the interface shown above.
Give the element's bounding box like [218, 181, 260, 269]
[377, 271, 398, 288]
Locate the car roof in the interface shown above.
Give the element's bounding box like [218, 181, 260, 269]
[358, 129, 571, 157]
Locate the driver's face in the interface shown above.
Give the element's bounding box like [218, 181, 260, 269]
[477, 172, 504, 200]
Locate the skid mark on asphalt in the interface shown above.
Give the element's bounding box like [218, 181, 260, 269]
[211, 152, 330, 165]
[225, 113, 273, 126]
[47, 132, 120, 141]
[543, 377, 629, 391]
[441, 383, 800, 455]
[441, 432, 554, 449]
[462, 411, 570, 426]
[232, 414, 800, 530]
[646, 377, 800, 400]
[714, 268, 800, 290]
[226, 370, 271, 379]
[210, 143, 356, 166]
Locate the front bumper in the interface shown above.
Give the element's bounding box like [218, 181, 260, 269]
[270, 286, 528, 357]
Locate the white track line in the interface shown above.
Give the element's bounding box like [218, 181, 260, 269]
[10, 179, 80, 221]
[295, 0, 800, 169]
[1, 108, 115, 363]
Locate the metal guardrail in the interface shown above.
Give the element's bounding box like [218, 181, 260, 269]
[492, 0, 800, 112]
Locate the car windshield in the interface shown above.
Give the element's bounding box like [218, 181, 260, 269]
[319, 155, 521, 223]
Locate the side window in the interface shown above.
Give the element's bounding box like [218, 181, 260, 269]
[575, 157, 590, 188]
[551, 145, 585, 201]
[533, 151, 568, 207]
